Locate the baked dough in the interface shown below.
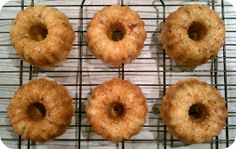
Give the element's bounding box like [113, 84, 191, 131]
[87, 5, 147, 66]
[160, 5, 225, 68]
[86, 78, 148, 142]
[160, 78, 227, 143]
[8, 78, 74, 141]
[11, 6, 75, 67]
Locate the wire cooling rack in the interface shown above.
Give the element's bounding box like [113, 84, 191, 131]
[0, 0, 235, 148]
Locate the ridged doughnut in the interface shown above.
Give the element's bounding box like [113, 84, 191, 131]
[8, 79, 74, 141]
[160, 5, 225, 68]
[86, 78, 148, 142]
[10, 6, 75, 67]
[87, 5, 147, 66]
[160, 78, 227, 143]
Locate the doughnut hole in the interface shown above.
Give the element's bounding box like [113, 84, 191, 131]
[188, 22, 207, 41]
[29, 23, 48, 41]
[188, 103, 208, 121]
[109, 102, 125, 118]
[27, 102, 46, 121]
[107, 23, 126, 41]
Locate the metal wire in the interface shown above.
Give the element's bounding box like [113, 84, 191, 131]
[0, 0, 233, 148]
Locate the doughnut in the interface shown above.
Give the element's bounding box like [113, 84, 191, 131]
[160, 5, 225, 68]
[87, 5, 147, 66]
[160, 78, 227, 143]
[8, 78, 74, 142]
[10, 6, 75, 67]
[86, 78, 148, 142]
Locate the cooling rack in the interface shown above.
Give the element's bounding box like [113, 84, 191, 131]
[0, 0, 235, 148]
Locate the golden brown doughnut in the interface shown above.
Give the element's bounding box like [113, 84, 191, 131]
[87, 5, 147, 66]
[86, 78, 148, 142]
[160, 78, 227, 143]
[8, 78, 74, 142]
[10, 6, 75, 67]
[160, 5, 225, 68]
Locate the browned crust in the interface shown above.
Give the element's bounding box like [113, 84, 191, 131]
[160, 4, 225, 68]
[160, 78, 228, 143]
[10, 6, 75, 67]
[8, 78, 74, 142]
[87, 5, 147, 66]
[86, 78, 148, 142]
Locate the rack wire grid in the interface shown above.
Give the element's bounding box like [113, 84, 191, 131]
[0, 0, 235, 148]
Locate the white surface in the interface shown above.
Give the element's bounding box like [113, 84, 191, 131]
[0, 0, 235, 149]
[226, 0, 236, 9]
[0, 137, 11, 149]
[0, 0, 9, 12]
[226, 137, 236, 149]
